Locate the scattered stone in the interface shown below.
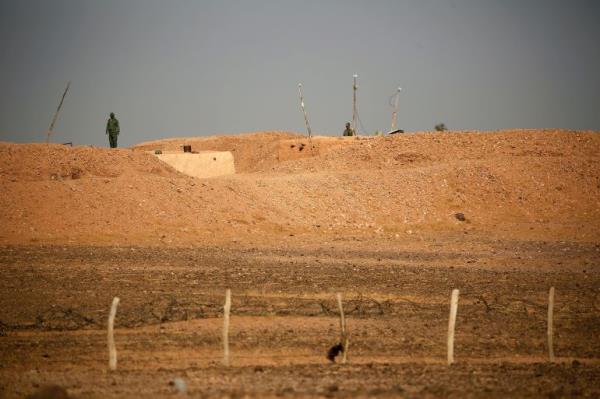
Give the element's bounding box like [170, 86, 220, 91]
[327, 384, 339, 392]
[455, 212, 466, 221]
[169, 377, 187, 394]
[70, 168, 82, 179]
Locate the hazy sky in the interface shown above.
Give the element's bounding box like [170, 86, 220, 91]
[1, 0, 599, 147]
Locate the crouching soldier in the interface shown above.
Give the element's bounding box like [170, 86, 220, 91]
[343, 122, 355, 137]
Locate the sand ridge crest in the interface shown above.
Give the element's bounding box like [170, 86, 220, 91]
[0, 129, 598, 246]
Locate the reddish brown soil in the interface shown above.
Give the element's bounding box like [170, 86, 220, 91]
[1, 129, 598, 246]
[0, 129, 599, 397]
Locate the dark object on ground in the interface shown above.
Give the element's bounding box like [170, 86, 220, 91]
[435, 123, 447, 132]
[26, 385, 69, 399]
[455, 213, 466, 222]
[388, 129, 404, 135]
[70, 168, 82, 180]
[154, 150, 162, 155]
[327, 384, 339, 392]
[327, 343, 344, 362]
[183, 145, 192, 153]
[168, 377, 187, 394]
[62, 142, 73, 147]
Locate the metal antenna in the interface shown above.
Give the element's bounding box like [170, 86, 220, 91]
[46, 81, 71, 143]
[298, 83, 314, 155]
[390, 87, 402, 131]
[352, 74, 358, 137]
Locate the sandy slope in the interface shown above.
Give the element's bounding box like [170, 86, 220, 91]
[0, 129, 598, 246]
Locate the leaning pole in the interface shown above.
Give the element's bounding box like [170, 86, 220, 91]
[298, 83, 314, 155]
[46, 81, 71, 143]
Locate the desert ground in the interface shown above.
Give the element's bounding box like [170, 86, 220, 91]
[0, 129, 599, 398]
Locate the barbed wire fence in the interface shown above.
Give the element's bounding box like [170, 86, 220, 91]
[2, 287, 599, 369]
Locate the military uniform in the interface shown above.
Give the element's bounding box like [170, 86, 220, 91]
[106, 113, 120, 148]
[343, 123, 355, 136]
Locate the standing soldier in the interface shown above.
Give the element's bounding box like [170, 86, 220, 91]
[342, 122, 355, 137]
[106, 112, 120, 148]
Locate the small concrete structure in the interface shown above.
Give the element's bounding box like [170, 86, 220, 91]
[153, 151, 235, 178]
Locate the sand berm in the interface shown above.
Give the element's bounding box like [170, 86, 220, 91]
[1, 129, 598, 247]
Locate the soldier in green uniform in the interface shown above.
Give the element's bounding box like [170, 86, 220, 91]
[105, 112, 120, 148]
[343, 122, 355, 137]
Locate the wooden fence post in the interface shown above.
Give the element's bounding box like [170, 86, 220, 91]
[548, 287, 555, 362]
[107, 297, 120, 371]
[337, 293, 349, 363]
[223, 289, 231, 367]
[447, 289, 459, 365]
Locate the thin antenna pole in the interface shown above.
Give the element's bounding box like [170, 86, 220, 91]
[46, 81, 71, 143]
[352, 75, 358, 136]
[298, 83, 314, 155]
[391, 87, 401, 131]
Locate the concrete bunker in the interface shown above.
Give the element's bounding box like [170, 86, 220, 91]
[152, 151, 235, 178]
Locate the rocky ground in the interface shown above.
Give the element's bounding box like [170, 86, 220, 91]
[0, 129, 599, 397]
